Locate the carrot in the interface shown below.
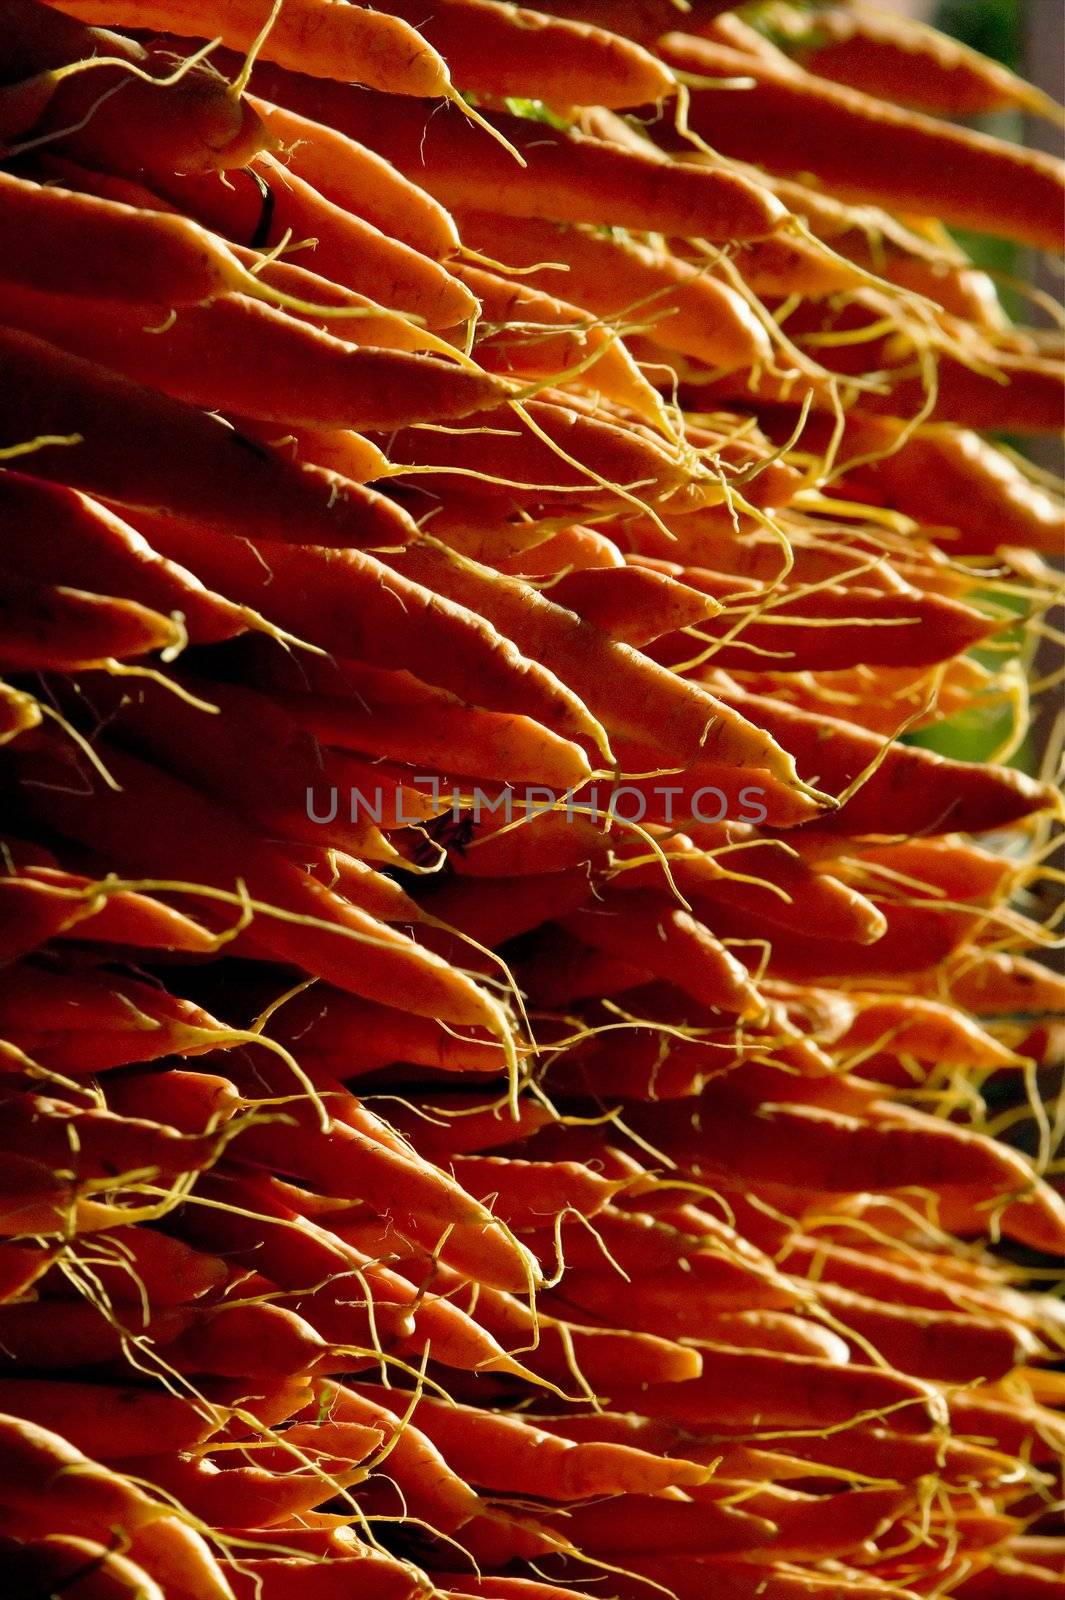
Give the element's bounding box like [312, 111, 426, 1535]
[561, 888, 763, 1016]
[0, 281, 511, 430]
[356, 1388, 713, 1497]
[113, 1445, 382, 1528]
[311, 1382, 482, 1530]
[810, 1282, 1033, 1382]
[0, 1414, 235, 1599]
[554, 1258, 798, 1335]
[714, 1426, 1026, 1491]
[154, 160, 478, 330]
[0, 1533, 167, 1600]
[947, 952, 1065, 1017]
[50, 0, 457, 98]
[257, 67, 785, 240]
[454, 260, 667, 426]
[0, 328, 418, 549]
[610, 828, 886, 944]
[397, 1256, 703, 1389]
[454, 209, 774, 372]
[370, 0, 674, 109]
[704, 224, 869, 298]
[220, 1552, 432, 1600]
[186, 1170, 540, 1349]
[772, 2, 1064, 121]
[384, 544, 816, 782]
[719, 689, 1060, 834]
[0, 680, 41, 744]
[223, 243, 453, 354]
[540, 1492, 773, 1558]
[0, 1093, 219, 1185]
[103, 1071, 240, 1137]
[250, 93, 460, 259]
[271, 686, 592, 788]
[0, 167, 249, 304]
[611, 1345, 938, 1432]
[629, 1093, 1049, 1200]
[0, 1239, 55, 1299]
[0, 475, 247, 645]
[655, 581, 994, 674]
[0, 873, 113, 957]
[268, 988, 507, 1076]
[133, 523, 605, 750]
[660, 35, 1065, 249]
[454, 809, 612, 879]
[44, 1226, 229, 1307]
[0, 571, 182, 669]
[233, 417, 391, 484]
[850, 422, 1065, 555]
[65, 669, 397, 864]
[829, 993, 1021, 1070]
[501, 0, 736, 44]
[542, 566, 720, 647]
[3, 14, 271, 179]
[497, 524, 624, 574]
[377, 397, 690, 509]
[957, 1563, 1065, 1599]
[8, 734, 512, 1032]
[948, 1388, 1065, 1462]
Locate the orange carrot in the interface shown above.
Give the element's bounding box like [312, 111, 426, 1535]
[3, 9, 271, 177]
[155, 159, 477, 329]
[9, 733, 511, 1031]
[544, 565, 720, 646]
[0, 474, 247, 644]
[850, 422, 1065, 555]
[454, 260, 668, 425]
[0, 1414, 234, 1599]
[51, 0, 456, 97]
[660, 35, 1065, 249]
[0, 573, 180, 669]
[720, 689, 1059, 833]
[271, 685, 592, 788]
[371, 0, 675, 108]
[252, 66, 787, 240]
[384, 544, 815, 781]
[0, 1534, 167, 1600]
[455, 209, 773, 372]
[250, 93, 460, 258]
[774, 2, 1063, 121]
[134, 523, 604, 749]
[0, 328, 418, 549]
[562, 887, 763, 1016]
[0, 166, 249, 303]
[0, 280, 511, 430]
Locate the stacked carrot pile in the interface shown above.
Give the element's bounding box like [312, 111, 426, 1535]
[1, 0, 1064, 1594]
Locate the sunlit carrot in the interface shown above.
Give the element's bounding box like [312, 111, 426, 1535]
[660, 34, 1065, 249]
[250, 66, 787, 240]
[0, 327, 418, 549]
[51, 0, 457, 98]
[135, 522, 605, 749]
[385, 544, 817, 782]
[455, 208, 774, 372]
[719, 689, 1060, 833]
[0, 280, 511, 431]
[0, 167, 249, 304]
[250, 94, 460, 258]
[773, 1, 1064, 121]
[155, 159, 478, 330]
[455, 260, 668, 425]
